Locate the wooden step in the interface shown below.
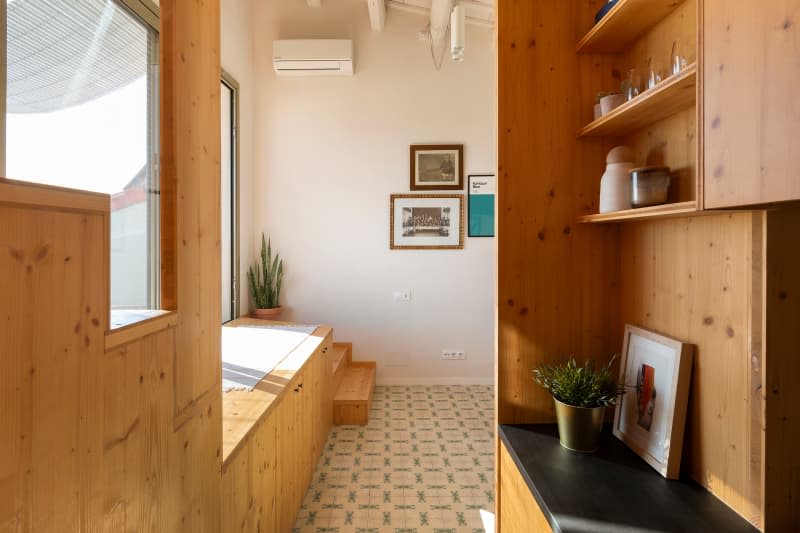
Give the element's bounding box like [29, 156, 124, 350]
[333, 361, 376, 426]
[330, 343, 351, 394]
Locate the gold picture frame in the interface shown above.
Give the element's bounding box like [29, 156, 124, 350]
[390, 194, 464, 250]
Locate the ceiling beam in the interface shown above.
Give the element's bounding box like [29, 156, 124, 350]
[386, 0, 494, 27]
[367, 0, 386, 31]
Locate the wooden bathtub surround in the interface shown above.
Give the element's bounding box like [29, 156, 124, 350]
[220, 318, 335, 533]
[221, 318, 333, 463]
[497, 0, 800, 531]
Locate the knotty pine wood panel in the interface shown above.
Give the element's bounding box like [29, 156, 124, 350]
[221, 412, 277, 533]
[620, 212, 762, 528]
[0, 200, 107, 532]
[160, 0, 223, 414]
[497, 0, 621, 424]
[703, 0, 800, 207]
[276, 378, 302, 533]
[763, 207, 800, 531]
[498, 442, 552, 533]
[102, 329, 177, 532]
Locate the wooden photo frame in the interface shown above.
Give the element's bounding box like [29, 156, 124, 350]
[410, 144, 464, 190]
[613, 324, 694, 479]
[390, 194, 464, 250]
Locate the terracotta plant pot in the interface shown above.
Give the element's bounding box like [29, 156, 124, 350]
[250, 306, 283, 320]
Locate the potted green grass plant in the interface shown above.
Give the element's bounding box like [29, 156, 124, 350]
[247, 233, 284, 320]
[533, 356, 626, 453]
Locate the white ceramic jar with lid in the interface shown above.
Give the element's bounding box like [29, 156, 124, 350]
[599, 146, 634, 213]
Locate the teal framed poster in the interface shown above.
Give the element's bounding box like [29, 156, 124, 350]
[468, 174, 495, 237]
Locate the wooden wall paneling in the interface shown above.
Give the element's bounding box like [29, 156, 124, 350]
[623, 108, 698, 203]
[160, 0, 223, 414]
[620, 212, 763, 527]
[763, 207, 800, 530]
[703, 0, 800, 208]
[621, 0, 697, 79]
[497, 0, 621, 424]
[102, 329, 177, 532]
[498, 442, 552, 533]
[158, 1, 223, 530]
[0, 197, 107, 532]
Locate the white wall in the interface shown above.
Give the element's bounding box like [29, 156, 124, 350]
[248, 0, 496, 385]
[220, 0, 255, 317]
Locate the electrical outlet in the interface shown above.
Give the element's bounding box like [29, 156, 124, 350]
[393, 290, 412, 302]
[442, 350, 466, 360]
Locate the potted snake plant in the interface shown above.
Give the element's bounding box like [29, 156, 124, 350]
[533, 356, 626, 453]
[247, 233, 284, 320]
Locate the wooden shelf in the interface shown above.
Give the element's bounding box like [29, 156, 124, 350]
[577, 201, 699, 223]
[576, 0, 687, 54]
[578, 64, 697, 138]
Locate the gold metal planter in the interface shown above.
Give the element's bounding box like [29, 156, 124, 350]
[553, 398, 605, 453]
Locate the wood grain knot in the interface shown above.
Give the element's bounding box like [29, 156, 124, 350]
[711, 116, 721, 129]
[537, 230, 545, 241]
[507, 299, 514, 307]
[726, 326, 735, 338]
[783, 18, 793, 30]
[563, 225, 571, 235]
[33, 245, 49, 262]
[703, 317, 714, 325]
[519, 307, 529, 316]
[8, 248, 23, 262]
[779, 290, 788, 301]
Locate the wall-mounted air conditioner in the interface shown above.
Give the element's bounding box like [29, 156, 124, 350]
[273, 39, 354, 77]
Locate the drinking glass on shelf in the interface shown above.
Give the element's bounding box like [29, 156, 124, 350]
[625, 68, 641, 101]
[671, 40, 688, 76]
[646, 57, 663, 90]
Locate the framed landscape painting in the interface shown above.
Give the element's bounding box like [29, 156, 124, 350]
[613, 324, 694, 479]
[410, 144, 464, 190]
[390, 194, 464, 250]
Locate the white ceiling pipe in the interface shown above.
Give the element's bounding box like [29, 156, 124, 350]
[450, 4, 465, 61]
[428, 0, 451, 68]
[367, 0, 386, 31]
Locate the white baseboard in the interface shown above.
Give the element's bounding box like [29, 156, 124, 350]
[376, 376, 495, 386]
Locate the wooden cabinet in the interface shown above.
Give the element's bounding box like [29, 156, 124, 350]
[222, 334, 334, 533]
[276, 368, 306, 532]
[703, 0, 800, 208]
[498, 442, 552, 533]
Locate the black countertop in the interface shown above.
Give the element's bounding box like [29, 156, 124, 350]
[498, 424, 759, 533]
